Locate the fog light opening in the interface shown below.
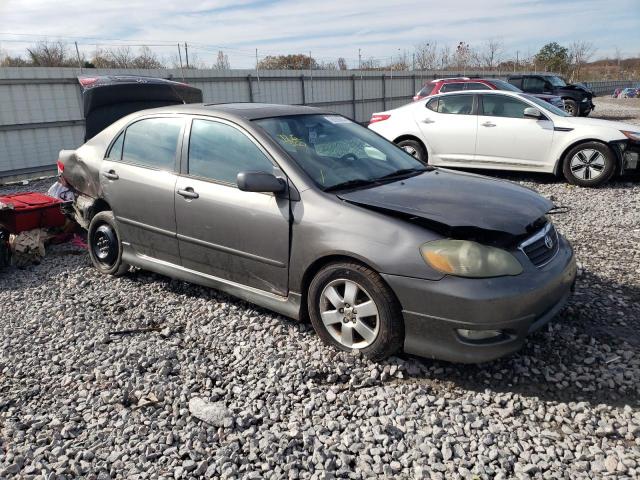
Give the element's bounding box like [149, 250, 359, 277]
[457, 329, 504, 342]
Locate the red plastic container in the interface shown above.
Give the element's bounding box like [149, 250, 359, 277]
[0, 192, 67, 234]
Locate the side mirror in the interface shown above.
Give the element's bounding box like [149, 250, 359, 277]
[523, 107, 542, 119]
[237, 171, 286, 193]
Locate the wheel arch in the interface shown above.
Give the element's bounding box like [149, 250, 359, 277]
[554, 138, 618, 176]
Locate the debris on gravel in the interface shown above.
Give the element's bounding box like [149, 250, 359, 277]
[0, 98, 639, 479]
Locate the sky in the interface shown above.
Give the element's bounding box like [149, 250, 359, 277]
[0, 0, 639, 68]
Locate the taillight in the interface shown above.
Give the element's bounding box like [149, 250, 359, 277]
[413, 95, 423, 101]
[57, 159, 64, 175]
[78, 77, 98, 88]
[370, 114, 391, 124]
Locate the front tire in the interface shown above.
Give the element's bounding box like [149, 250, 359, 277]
[397, 139, 428, 164]
[562, 142, 616, 187]
[88, 211, 129, 276]
[564, 99, 579, 117]
[308, 262, 403, 361]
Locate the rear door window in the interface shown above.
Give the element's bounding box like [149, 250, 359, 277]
[464, 82, 491, 90]
[523, 77, 546, 93]
[187, 119, 275, 185]
[440, 83, 465, 93]
[121, 117, 183, 170]
[436, 94, 474, 115]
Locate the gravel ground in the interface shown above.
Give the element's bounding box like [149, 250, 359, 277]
[1, 98, 639, 479]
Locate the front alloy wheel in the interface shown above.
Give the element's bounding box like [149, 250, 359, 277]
[562, 142, 615, 187]
[308, 261, 404, 361]
[319, 279, 380, 349]
[569, 149, 606, 182]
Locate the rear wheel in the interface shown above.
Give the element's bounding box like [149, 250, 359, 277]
[562, 142, 616, 187]
[88, 211, 129, 276]
[564, 99, 579, 116]
[397, 139, 428, 164]
[308, 262, 403, 361]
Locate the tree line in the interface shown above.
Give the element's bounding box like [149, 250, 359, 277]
[1, 39, 634, 81]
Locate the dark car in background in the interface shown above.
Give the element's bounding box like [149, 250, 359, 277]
[507, 74, 595, 117]
[413, 77, 565, 110]
[58, 94, 576, 363]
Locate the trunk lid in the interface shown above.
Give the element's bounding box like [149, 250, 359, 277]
[79, 75, 203, 141]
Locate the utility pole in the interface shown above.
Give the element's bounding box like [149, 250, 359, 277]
[184, 42, 189, 68]
[412, 52, 415, 72]
[358, 48, 362, 70]
[515, 50, 519, 72]
[177, 44, 185, 82]
[74, 41, 82, 71]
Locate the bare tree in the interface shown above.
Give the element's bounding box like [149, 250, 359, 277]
[132, 46, 163, 69]
[480, 38, 503, 69]
[27, 40, 75, 67]
[439, 45, 451, 70]
[214, 50, 230, 70]
[359, 57, 381, 70]
[414, 41, 438, 70]
[568, 41, 596, 81]
[337, 57, 348, 70]
[454, 41, 472, 72]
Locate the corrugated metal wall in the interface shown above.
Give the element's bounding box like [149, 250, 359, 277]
[0, 67, 635, 179]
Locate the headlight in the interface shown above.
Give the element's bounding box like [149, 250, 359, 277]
[420, 240, 523, 278]
[581, 97, 588, 102]
[621, 130, 640, 142]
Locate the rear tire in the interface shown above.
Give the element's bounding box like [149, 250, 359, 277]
[564, 99, 579, 117]
[88, 211, 129, 276]
[397, 139, 428, 164]
[308, 262, 404, 361]
[562, 142, 616, 187]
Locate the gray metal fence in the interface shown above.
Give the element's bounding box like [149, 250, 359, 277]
[0, 67, 636, 180]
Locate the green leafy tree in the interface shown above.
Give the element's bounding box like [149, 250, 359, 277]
[535, 42, 569, 73]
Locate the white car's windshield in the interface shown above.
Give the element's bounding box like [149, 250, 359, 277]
[255, 114, 428, 191]
[547, 76, 567, 87]
[522, 94, 570, 117]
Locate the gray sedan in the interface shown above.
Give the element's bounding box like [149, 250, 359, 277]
[60, 103, 576, 363]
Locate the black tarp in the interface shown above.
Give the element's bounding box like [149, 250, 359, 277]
[78, 75, 203, 141]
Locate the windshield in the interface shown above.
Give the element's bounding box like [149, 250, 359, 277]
[547, 75, 567, 87]
[255, 114, 428, 191]
[523, 94, 569, 117]
[490, 79, 522, 92]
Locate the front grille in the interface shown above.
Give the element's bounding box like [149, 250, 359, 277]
[520, 222, 559, 268]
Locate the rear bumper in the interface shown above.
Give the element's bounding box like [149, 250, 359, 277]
[382, 237, 577, 363]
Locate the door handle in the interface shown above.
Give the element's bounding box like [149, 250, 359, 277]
[103, 170, 119, 180]
[481, 122, 496, 127]
[177, 188, 199, 200]
[422, 118, 435, 124]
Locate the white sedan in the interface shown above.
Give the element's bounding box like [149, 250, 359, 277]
[368, 90, 640, 187]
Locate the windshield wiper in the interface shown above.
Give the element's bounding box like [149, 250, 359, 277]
[375, 167, 429, 181]
[324, 178, 380, 192]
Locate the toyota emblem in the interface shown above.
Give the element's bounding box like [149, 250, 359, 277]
[544, 235, 554, 249]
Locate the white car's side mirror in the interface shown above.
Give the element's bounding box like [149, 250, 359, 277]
[524, 107, 542, 119]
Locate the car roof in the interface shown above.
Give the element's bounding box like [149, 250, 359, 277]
[434, 89, 522, 97]
[135, 102, 335, 121]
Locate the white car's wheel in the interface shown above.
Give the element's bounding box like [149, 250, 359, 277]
[396, 139, 428, 164]
[562, 142, 616, 187]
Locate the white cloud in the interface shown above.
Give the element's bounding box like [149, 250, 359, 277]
[1, 0, 638, 67]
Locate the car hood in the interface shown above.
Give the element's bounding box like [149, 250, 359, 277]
[337, 169, 553, 239]
[554, 116, 639, 133]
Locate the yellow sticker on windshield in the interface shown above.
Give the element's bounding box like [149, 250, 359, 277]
[278, 134, 306, 147]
